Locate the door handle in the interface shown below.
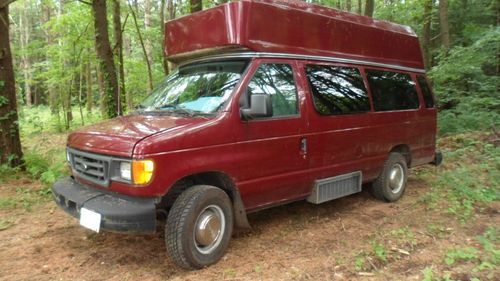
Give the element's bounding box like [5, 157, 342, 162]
[300, 137, 307, 155]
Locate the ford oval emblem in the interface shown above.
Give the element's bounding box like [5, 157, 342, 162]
[81, 163, 88, 170]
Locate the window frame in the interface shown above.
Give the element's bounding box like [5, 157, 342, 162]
[304, 63, 372, 116]
[416, 74, 436, 109]
[241, 60, 301, 121]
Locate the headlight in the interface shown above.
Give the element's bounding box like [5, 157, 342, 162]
[118, 160, 154, 185]
[66, 149, 71, 163]
[120, 162, 132, 181]
[132, 160, 154, 185]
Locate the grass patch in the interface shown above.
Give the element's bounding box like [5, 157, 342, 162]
[444, 247, 479, 265]
[19, 105, 102, 135]
[24, 149, 68, 187]
[0, 198, 17, 210]
[0, 217, 15, 231]
[419, 133, 500, 222]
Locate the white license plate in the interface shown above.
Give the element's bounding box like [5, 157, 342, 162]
[80, 208, 101, 233]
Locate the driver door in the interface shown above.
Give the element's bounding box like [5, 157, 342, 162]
[233, 59, 311, 211]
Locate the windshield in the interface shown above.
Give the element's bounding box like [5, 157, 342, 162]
[138, 60, 249, 116]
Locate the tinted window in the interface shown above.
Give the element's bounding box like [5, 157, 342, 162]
[305, 65, 370, 115]
[366, 70, 420, 111]
[246, 63, 298, 117]
[417, 75, 435, 108]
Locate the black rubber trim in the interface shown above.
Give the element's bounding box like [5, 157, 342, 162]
[432, 151, 443, 166]
[52, 176, 156, 234]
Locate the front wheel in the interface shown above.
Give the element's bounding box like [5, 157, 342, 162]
[165, 185, 233, 269]
[371, 152, 408, 202]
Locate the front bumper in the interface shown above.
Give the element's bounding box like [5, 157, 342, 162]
[52, 177, 157, 234]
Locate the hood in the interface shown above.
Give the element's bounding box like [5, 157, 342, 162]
[67, 114, 206, 157]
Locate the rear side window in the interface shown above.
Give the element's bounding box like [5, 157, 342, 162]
[417, 75, 435, 108]
[247, 63, 298, 117]
[366, 70, 420, 111]
[305, 65, 370, 115]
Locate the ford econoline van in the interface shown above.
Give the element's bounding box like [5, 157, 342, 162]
[52, 0, 442, 269]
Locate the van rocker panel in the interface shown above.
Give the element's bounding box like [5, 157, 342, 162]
[52, 177, 157, 233]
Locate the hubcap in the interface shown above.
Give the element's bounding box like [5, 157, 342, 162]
[194, 205, 225, 254]
[388, 163, 405, 194]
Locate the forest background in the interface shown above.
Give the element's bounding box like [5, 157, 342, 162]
[0, 1, 498, 280]
[0, 0, 498, 168]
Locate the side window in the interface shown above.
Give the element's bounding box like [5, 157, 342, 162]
[366, 70, 420, 111]
[305, 65, 370, 115]
[246, 63, 298, 117]
[417, 75, 435, 108]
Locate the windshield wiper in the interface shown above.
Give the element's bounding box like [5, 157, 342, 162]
[154, 104, 197, 117]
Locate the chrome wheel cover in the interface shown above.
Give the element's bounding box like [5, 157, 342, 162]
[193, 205, 225, 255]
[388, 163, 405, 194]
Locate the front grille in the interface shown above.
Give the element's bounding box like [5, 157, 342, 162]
[68, 148, 111, 187]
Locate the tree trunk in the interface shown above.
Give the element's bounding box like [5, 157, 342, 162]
[86, 61, 93, 112]
[190, 0, 202, 13]
[96, 65, 106, 117]
[128, 2, 154, 92]
[78, 62, 84, 126]
[123, 35, 133, 110]
[42, 3, 58, 114]
[364, 0, 374, 17]
[167, 0, 175, 19]
[439, 0, 451, 52]
[92, 0, 120, 118]
[112, 0, 127, 112]
[144, 0, 153, 72]
[423, 0, 433, 69]
[346, 0, 352, 12]
[20, 5, 31, 107]
[0, 4, 24, 167]
[160, 0, 170, 76]
[357, 0, 362, 14]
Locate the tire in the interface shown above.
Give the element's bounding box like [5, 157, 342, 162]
[371, 152, 408, 202]
[165, 185, 233, 269]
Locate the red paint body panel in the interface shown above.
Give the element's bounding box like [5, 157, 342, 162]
[68, 114, 208, 157]
[165, 0, 424, 69]
[66, 1, 437, 213]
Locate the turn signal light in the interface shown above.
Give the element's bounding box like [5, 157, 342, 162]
[132, 160, 154, 185]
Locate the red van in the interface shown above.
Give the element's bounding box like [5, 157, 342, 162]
[52, 0, 442, 269]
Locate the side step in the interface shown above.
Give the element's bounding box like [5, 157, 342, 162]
[307, 171, 362, 204]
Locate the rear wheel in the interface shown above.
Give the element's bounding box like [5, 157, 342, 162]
[372, 152, 408, 202]
[165, 185, 233, 269]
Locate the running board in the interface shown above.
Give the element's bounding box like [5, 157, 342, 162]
[307, 171, 362, 204]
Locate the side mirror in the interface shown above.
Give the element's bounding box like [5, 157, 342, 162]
[240, 93, 273, 120]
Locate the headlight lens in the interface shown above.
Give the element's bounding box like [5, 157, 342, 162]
[132, 160, 154, 185]
[120, 162, 132, 181]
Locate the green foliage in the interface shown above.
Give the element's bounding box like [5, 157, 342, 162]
[475, 227, 500, 271]
[429, 28, 500, 135]
[0, 217, 14, 231]
[421, 267, 434, 281]
[23, 149, 68, 186]
[0, 95, 8, 106]
[370, 240, 388, 262]
[0, 164, 20, 183]
[422, 134, 500, 222]
[445, 247, 479, 265]
[19, 105, 102, 134]
[354, 252, 367, 271]
[0, 198, 17, 210]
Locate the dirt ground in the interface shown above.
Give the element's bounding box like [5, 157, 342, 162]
[1, 169, 498, 281]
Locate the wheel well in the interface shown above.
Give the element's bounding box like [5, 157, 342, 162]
[158, 171, 251, 231]
[390, 144, 412, 166]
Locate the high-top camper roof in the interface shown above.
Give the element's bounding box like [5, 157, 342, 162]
[164, 0, 424, 70]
